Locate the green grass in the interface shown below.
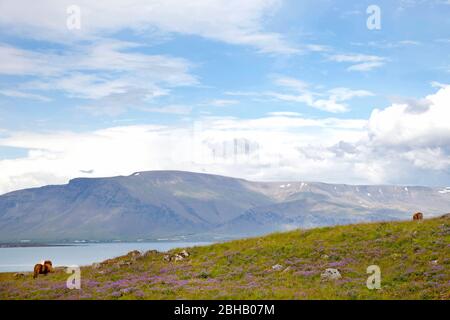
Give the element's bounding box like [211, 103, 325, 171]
[1, 215, 449, 300]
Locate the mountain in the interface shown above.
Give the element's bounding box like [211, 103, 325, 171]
[0, 170, 449, 242]
[215, 182, 450, 236]
[1, 215, 449, 300]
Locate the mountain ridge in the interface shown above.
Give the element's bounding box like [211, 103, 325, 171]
[0, 170, 449, 242]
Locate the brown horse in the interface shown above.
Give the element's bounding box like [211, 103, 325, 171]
[33, 260, 53, 279]
[413, 212, 424, 221]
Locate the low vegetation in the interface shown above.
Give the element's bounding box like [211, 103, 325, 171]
[1, 215, 449, 300]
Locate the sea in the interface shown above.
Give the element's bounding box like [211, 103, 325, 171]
[0, 242, 211, 273]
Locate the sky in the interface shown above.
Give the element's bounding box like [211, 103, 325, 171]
[0, 0, 450, 194]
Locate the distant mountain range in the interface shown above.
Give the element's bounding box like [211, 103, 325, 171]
[0, 171, 449, 242]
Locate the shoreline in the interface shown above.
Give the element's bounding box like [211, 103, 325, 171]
[0, 241, 213, 273]
[0, 239, 215, 248]
[0, 243, 75, 248]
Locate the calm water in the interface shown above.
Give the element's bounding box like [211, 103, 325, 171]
[0, 242, 211, 273]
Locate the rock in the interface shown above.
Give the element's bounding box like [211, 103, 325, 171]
[144, 250, 159, 257]
[111, 287, 136, 298]
[282, 266, 292, 273]
[321, 268, 342, 280]
[164, 250, 190, 262]
[102, 259, 115, 265]
[272, 264, 284, 271]
[180, 249, 190, 258]
[116, 261, 132, 267]
[14, 273, 25, 279]
[120, 288, 135, 295]
[198, 271, 210, 279]
[430, 260, 439, 265]
[163, 254, 171, 262]
[92, 263, 101, 269]
[127, 250, 141, 258]
[172, 254, 184, 262]
[321, 254, 329, 260]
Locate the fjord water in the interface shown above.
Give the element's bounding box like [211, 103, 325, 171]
[0, 242, 211, 273]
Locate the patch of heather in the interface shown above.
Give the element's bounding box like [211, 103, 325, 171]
[1, 215, 448, 300]
[295, 270, 318, 277]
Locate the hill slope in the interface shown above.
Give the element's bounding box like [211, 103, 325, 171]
[1, 215, 448, 300]
[0, 171, 273, 241]
[0, 170, 449, 241]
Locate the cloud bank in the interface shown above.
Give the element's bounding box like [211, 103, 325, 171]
[0, 0, 297, 54]
[1, 86, 449, 194]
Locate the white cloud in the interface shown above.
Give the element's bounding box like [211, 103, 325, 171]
[2, 86, 450, 194]
[304, 44, 331, 52]
[0, 44, 58, 76]
[267, 111, 303, 117]
[347, 61, 385, 72]
[329, 54, 383, 63]
[356, 40, 422, 49]
[0, 125, 170, 193]
[0, 40, 197, 114]
[398, 40, 421, 46]
[225, 91, 261, 97]
[431, 81, 449, 88]
[227, 76, 374, 113]
[0, 0, 298, 55]
[368, 86, 450, 149]
[310, 99, 350, 113]
[0, 89, 51, 102]
[37, 73, 129, 100]
[273, 77, 310, 92]
[207, 99, 240, 107]
[327, 87, 374, 101]
[328, 53, 387, 72]
[141, 105, 193, 115]
[203, 114, 367, 131]
[3, 40, 197, 86]
[267, 76, 373, 113]
[0, 116, 367, 194]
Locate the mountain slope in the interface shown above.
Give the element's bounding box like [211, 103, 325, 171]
[0, 171, 449, 242]
[1, 215, 449, 300]
[0, 171, 273, 241]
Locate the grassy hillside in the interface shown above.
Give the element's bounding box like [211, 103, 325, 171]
[1, 215, 449, 300]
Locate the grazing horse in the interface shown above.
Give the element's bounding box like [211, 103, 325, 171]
[33, 260, 53, 279]
[413, 212, 424, 221]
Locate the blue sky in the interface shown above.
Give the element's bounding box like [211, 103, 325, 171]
[0, 0, 450, 193]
